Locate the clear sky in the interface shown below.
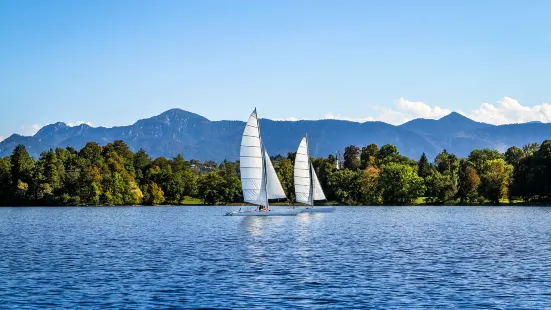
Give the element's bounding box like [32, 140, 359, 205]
[1, 0, 550, 140]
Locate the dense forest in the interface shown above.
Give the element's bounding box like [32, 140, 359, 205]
[0, 139, 550, 206]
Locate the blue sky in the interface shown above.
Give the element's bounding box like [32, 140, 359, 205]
[1, 0, 551, 140]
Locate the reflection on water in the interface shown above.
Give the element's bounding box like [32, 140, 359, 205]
[2, 206, 551, 308]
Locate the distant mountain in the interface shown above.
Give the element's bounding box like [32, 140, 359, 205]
[1, 109, 550, 161]
[401, 112, 492, 136]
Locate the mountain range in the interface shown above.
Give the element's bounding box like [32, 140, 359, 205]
[1, 109, 550, 161]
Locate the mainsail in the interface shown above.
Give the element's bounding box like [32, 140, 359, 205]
[294, 136, 312, 204]
[239, 109, 287, 207]
[240, 110, 267, 207]
[294, 135, 326, 205]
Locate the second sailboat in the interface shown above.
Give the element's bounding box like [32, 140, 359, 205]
[294, 135, 336, 213]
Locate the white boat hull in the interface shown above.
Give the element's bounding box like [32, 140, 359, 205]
[225, 209, 300, 216]
[299, 207, 336, 213]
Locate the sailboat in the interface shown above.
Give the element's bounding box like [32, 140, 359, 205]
[225, 109, 300, 216]
[294, 135, 336, 213]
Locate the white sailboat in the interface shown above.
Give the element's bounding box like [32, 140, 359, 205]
[226, 109, 299, 216]
[294, 135, 336, 213]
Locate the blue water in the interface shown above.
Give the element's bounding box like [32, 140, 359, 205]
[2, 206, 551, 309]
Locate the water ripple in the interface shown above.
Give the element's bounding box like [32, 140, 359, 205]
[1, 206, 551, 308]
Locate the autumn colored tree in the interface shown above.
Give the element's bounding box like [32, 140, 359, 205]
[358, 166, 382, 204]
[360, 144, 378, 169]
[144, 182, 165, 205]
[457, 160, 481, 203]
[479, 159, 513, 204]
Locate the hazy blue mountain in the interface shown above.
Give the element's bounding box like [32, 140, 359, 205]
[1, 109, 550, 161]
[401, 112, 492, 136]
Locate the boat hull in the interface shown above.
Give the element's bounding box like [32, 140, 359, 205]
[299, 207, 336, 213]
[225, 209, 300, 216]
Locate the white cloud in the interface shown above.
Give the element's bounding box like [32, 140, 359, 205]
[66, 121, 95, 127]
[323, 113, 375, 123]
[19, 124, 42, 136]
[466, 97, 551, 125]
[0, 136, 4, 142]
[272, 117, 311, 121]
[16, 121, 95, 137]
[324, 98, 451, 125]
[282, 97, 551, 125]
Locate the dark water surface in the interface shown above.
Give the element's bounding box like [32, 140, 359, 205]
[2, 206, 551, 309]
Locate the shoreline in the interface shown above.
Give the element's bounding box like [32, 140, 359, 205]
[1, 202, 550, 207]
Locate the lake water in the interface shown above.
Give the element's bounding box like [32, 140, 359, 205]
[2, 206, 551, 309]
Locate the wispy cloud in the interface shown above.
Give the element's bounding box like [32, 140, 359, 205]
[272, 117, 312, 121]
[280, 97, 551, 125]
[323, 113, 375, 123]
[17, 121, 96, 137]
[284, 98, 451, 125]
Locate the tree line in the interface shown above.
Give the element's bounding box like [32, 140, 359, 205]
[0, 139, 550, 206]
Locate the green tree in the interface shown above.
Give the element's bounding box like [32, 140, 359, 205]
[376, 144, 398, 162]
[531, 140, 551, 198]
[424, 171, 456, 204]
[522, 142, 540, 157]
[343, 145, 361, 170]
[133, 148, 152, 184]
[10, 145, 35, 200]
[144, 182, 165, 205]
[78, 167, 102, 205]
[360, 144, 378, 169]
[79, 142, 103, 167]
[0, 157, 12, 204]
[327, 169, 361, 204]
[467, 148, 504, 173]
[417, 152, 432, 178]
[35, 149, 62, 202]
[197, 171, 226, 205]
[505, 146, 524, 167]
[479, 159, 513, 204]
[434, 149, 459, 177]
[275, 158, 294, 199]
[378, 163, 425, 205]
[376, 144, 414, 166]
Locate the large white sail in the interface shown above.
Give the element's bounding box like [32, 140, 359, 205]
[240, 110, 267, 207]
[311, 163, 326, 201]
[294, 136, 312, 205]
[264, 149, 287, 200]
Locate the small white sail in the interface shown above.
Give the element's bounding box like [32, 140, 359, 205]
[311, 163, 326, 201]
[240, 110, 267, 207]
[264, 149, 287, 200]
[294, 136, 312, 205]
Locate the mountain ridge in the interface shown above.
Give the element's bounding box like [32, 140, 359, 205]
[1, 109, 550, 161]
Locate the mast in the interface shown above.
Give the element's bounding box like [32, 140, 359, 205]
[262, 146, 269, 210]
[257, 108, 269, 211]
[306, 134, 314, 208]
